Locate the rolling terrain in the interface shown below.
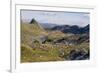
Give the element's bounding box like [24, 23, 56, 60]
[21, 18, 90, 63]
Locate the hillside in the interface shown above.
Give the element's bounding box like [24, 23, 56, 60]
[21, 18, 90, 63]
[21, 18, 48, 47]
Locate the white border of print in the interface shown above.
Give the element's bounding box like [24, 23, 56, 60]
[11, 2, 96, 73]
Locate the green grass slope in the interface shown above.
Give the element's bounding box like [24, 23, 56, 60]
[21, 19, 89, 63]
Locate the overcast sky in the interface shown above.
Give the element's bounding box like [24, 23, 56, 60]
[21, 10, 90, 27]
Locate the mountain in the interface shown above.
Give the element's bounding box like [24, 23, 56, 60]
[51, 24, 89, 34]
[21, 18, 90, 62]
[21, 18, 48, 48]
[29, 18, 38, 24]
[40, 23, 58, 29]
[81, 24, 89, 34]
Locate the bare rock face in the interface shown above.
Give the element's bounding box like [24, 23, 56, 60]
[29, 18, 38, 24]
[69, 50, 89, 60]
[51, 24, 89, 34]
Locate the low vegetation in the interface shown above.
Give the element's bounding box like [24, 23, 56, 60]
[21, 19, 89, 63]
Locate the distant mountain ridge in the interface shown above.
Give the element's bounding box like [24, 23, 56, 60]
[40, 23, 58, 29]
[38, 22, 89, 34]
[51, 24, 89, 34]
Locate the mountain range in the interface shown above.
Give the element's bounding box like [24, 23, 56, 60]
[51, 24, 89, 34]
[40, 23, 89, 34]
[21, 18, 90, 62]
